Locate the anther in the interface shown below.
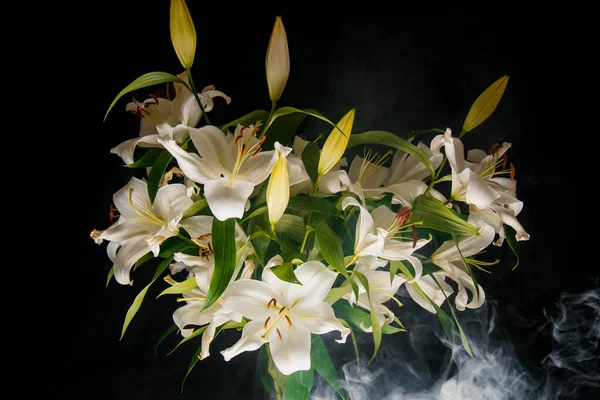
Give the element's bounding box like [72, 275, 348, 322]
[510, 163, 516, 181]
[501, 153, 508, 170]
[267, 298, 277, 308]
[278, 306, 286, 314]
[207, 242, 214, 254]
[285, 315, 293, 327]
[234, 134, 243, 144]
[109, 203, 120, 223]
[264, 317, 271, 330]
[149, 93, 159, 105]
[252, 147, 263, 157]
[276, 328, 283, 341]
[488, 143, 500, 155]
[197, 233, 212, 241]
[240, 144, 247, 156]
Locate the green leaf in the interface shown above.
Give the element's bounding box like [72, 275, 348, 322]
[203, 218, 236, 310]
[158, 237, 194, 258]
[454, 235, 480, 301]
[301, 142, 320, 184]
[182, 199, 208, 218]
[311, 335, 346, 400]
[348, 131, 434, 175]
[241, 206, 268, 224]
[352, 271, 382, 362]
[267, 107, 337, 133]
[157, 277, 198, 298]
[275, 214, 306, 243]
[181, 342, 203, 393]
[504, 225, 520, 270]
[410, 195, 480, 236]
[125, 148, 164, 168]
[270, 261, 302, 285]
[121, 255, 174, 339]
[288, 196, 339, 216]
[324, 286, 352, 305]
[155, 324, 178, 355]
[169, 325, 208, 355]
[146, 150, 173, 205]
[314, 228, 346, 275]
[430, 275, 473, 356]
[133, 252, 153, 271]
[106, 267, 114, 288]
[285, 369, 314, 400]
[219, 110, 269, 133]
[262, 112, 307, 150]
[104, 71, 190, 121]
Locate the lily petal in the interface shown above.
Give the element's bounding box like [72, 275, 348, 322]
[268, 322, 311, 375]
[204, 178, 255, 221]
[221, 320, 266, 362]
[113, 237, 151, 285]
[221, 280, 282, 320]
[158, 137, 221, 183]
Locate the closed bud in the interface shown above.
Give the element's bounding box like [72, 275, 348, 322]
[265, 16, 290, 101]
[170, 0, 197, 69]
[463, 75, 509, 132]
[267, 142, 292, 226]
[318, 109, 356, 175]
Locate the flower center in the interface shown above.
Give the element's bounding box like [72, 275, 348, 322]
[128, 188, 166, 227]
[261, 297, 293, 341]
[358, 149, 392, 185]
[229, 124, 266, 185]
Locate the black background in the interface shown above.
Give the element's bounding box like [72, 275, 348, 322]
[49, 4, 597, 399]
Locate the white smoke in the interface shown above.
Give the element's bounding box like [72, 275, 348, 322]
[310, 288, 600, 400]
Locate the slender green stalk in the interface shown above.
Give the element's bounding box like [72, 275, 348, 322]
[258, 100, 278, 139]
[185, 67, 211, 126]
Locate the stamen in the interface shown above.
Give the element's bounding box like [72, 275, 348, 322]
[149, 93, 159, 105]
[207, 242, 213, 254]
[510, 163, 516, 180]
[488, 143, 500, 155]
[267, 298, 277, 309]
[163, 275, 177, 285]
[412, 225, 418, 248]
[278, 306, 286, 314]
[240, 144, 247, 156]
[252, 147, 262, 157]
[501, 153, 508, 169]
[90, 229, 101, 240]
[197, 233, 212, 241]
[276, 328, 283, 341]
[285, 315, 293, 327]
[234, 134, 243, 144]
[264, 317, 271, 330]
[129, 280, 134, 286]
[109, 204, 119, 222]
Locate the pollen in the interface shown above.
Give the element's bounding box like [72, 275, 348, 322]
[267, 298, 277, 309]
[285, 315, 293, 327]
[510, 163, 516, 181]
[264, 317, 271, 330]
[278, 306, 286, 314]
[276, 328, 283, 341]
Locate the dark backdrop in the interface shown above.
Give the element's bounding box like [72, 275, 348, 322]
[53, 4, 597, 399]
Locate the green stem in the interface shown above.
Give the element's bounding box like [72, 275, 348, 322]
[457, 128, 467, 140]
[266, 345, 286, 400]
[258, 100, 277, 139]
[185, 67, 211, 126]
[299, 228, 312, 254]
[177, 233, 199, 247]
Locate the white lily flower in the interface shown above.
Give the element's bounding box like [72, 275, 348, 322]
[343, 256, 405, 331]
[220, 255, 350, 375]
[341, 197, 430, 281]
[91, 177, 193, 285]
[434, 128, 530, 243]
[112, 72, 231, 165]
[159, 124, 290, 221]
[339, 151, 390, 205]
[404, 271, 454, 314]
[387, 138, 444, 185]
[430, 221, 495, 310]
[168, 216, 254, 360]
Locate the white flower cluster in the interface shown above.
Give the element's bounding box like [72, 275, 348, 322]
[91, 0, 530, 390]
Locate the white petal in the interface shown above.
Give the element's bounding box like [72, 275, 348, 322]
[238, 150, 279, 185]
[462, 169, 501, 209]
[110, 136, 161, 165]
[365, 270, 405, 304]
[286, 261, 337, 308]
[440, 128, 466, 174]
[200, 310, 231, 359]
[157, 136, 220, 183]
[490, 205, 530, 241]
[204, 178, 255, 221]
[371, 205, 398, 232]
[432, 224, 494, 263]
[112, 177, 150, 220]
[179, 216, 214, 239]
[342, 197, 377, 256]
[268, 322, 311, 375]
[221, 280, 281, 320]
[292, 302, 350, 344]
[100, 220, 155, 244]
[190, 126, 238, 173]
[173, 302, 212, 337]
[221, 320, 266, 362]
[318, 170, 347, 195]
[467, 149, 488, 163]
[113, 237, 151, 285]
[179, 93, 202, 127]
[262, 255, 288, 295]
[384, 180, 429, 208]
[154, 183, 192, 230]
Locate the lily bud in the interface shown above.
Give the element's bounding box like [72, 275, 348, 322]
[318, 109, 356, 175]
[170, 0, 197, 69]
[463, 75, 509, 132]
[265, 16, 290, 101]
[267, 142, 292, 226]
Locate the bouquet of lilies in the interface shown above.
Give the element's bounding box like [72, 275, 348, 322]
[91, 1, 530, 398]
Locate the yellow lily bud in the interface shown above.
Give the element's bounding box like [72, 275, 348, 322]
[265, 16, 290, 101]
[318, 109, 356, 175]
[463, 75, 509, 132]
[267, 143, 292, 226]
[170, 0, 197, 69]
